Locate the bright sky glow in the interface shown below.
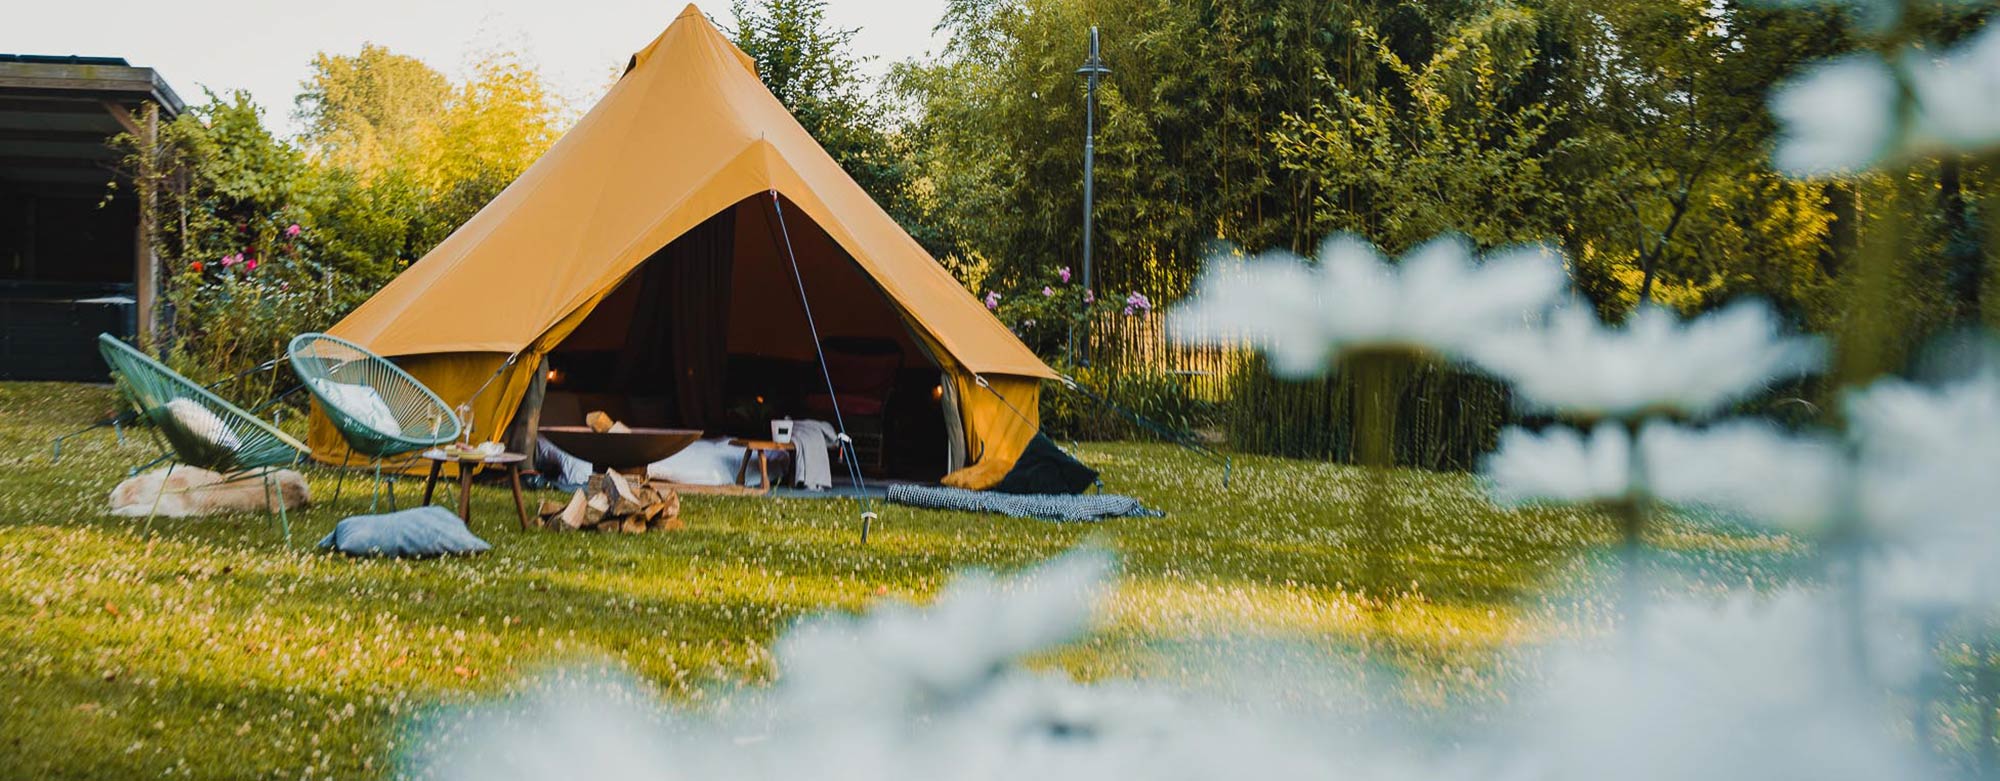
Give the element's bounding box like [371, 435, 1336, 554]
[0, 0, 949, 136]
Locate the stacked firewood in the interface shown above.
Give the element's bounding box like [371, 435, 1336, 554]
[535, 470, 682, 533]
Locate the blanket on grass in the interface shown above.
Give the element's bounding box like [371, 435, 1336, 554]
[886, 484, 1161, 522]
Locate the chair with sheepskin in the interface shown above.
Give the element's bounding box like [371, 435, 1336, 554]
[287, 333, 462, 512]
[96, 334, 309, 541]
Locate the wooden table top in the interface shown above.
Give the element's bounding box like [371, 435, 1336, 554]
[420, 448, 529, 465]
[729, 439, 796, 451]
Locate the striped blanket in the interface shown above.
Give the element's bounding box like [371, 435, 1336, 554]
[885, 484, 1162, 522]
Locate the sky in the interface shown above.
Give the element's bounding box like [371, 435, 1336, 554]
[1, 0, 951, 136]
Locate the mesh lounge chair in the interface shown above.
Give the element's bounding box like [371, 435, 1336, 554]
[287, 333, 461, 510]
[96, 334, 308, 541]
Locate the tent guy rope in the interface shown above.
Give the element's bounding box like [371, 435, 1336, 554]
[768, 189, 880, 543]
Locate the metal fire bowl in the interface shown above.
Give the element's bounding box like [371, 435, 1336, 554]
[539, 426, 703, 471]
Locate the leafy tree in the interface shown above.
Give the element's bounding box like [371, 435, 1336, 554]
[1273, 5, 1570, 254]
[730, 0, 935, 251]
[411, 52, 568, 247]
[109, 45, 571, 382]
[295, 45, 452, 175]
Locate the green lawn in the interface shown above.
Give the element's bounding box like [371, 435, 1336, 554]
[0, 381, 1801, 778]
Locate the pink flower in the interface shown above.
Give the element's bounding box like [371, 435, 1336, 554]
[1123, 306, 1135, 316]
[1126, 292, 1152, 311]
[244, 259, 258, 271]
[220, 253, 240, 267]
[284, 223, 302, 238]
[1084, 290, 1095, 304]
[984, 291, 1001, 310]
[1042, 286, 1055, 297]
[1058, 267, 1071, 283]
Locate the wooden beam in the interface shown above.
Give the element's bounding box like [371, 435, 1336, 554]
[0, 155, 106, 170]
[135, 102, 159, 349]
[0, 127, 113, 144]
[0, 97, 109, 115]
[99, 100, 140, 136]
[0, 62, 158, 93]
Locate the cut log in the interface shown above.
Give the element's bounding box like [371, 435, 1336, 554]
[537, 499, 568, 519]
[604, 470, 646, 517]
[586, 411, 615, 433]
[593, 520, 623, 534]
[620, 515, 648, 534]
[556, 490, 590, 530]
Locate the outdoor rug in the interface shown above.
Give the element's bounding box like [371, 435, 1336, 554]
[886, 484, 1162, 522]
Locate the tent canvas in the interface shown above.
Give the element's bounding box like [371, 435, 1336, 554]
[313, 4, 1053, 489]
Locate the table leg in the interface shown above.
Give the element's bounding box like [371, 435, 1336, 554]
[758, 451, 771, 492]
[422, 460, 442, 506]
[735, 448, 751, 488]
[457, 464, 474, 525]
[509, 465, 529, 530]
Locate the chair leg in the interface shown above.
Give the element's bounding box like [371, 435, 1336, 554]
[145, 461, 177, 533]
[264, 469, 291, 546]
[332, 465, 347, 509]
[369, 460, 383, 513]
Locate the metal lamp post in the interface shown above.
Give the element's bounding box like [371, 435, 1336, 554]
[1075, 26, 1110, 366]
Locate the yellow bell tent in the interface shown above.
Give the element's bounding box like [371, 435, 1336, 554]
[316, 4, 1055, 489]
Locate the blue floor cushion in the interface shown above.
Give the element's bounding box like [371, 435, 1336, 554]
[318, 506, 491, 558]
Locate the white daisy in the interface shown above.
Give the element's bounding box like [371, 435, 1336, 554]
[1641, 421, 1848, 532]
[1770, 54, 1901, 177]
[1846, 374, 2000, 538]
[1908, 24, 2000, 159]
[1466, 301, 1825, 421]
[1168, 235, 1567, 378]
[1483, 423, 1633, 506]
[1486, 419, 1848, 531]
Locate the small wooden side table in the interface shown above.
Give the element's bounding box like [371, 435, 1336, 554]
[420, 450, 532, 530]
[730, 439, 795, 493]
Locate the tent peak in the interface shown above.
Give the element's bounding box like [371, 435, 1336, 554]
[627, 2, 757, 79]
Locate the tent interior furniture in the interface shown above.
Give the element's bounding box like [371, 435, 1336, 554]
[288, 333, 463, 511]
[538, 195, 952, 481]
[316, 6, 1056, 494]
[95, 333, 305, 541]
[807, 336, 902, 471]
[2, 55, 182, 380]
[731, 438, 795, 493]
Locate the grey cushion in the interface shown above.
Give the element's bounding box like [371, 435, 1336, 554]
[317, 506, 491, 558]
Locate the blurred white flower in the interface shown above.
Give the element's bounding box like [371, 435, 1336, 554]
[774, 549, 1112, 718]
[1467, 301, 1824, 420]
[1642, 421, 1848, 532]
[1484, 424, 1632, 506]
[1867, 545, 2000, 615]
[1771, 55, 1900, 177]
[1773, 22, 2000, 177]
[404, 548, 1940, 781]
[1839, 375, 2000, 612]
[1169, 235, 1567, 378]
[1509, 591, 1929, 781]
[1847, 374, 2000, 537]
[1487, 419, 1848, 531]
[1908, 25, 2000, 159]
